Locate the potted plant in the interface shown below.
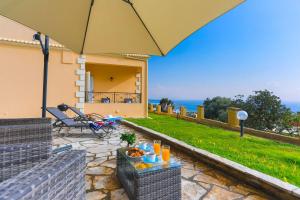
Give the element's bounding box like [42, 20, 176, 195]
[120, 132, 136, 147]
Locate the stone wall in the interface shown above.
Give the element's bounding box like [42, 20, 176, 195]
[148, 104, 300, 146]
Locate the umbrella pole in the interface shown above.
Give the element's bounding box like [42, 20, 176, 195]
[33, 33, 49, 118]
[42, 36, 49, 118]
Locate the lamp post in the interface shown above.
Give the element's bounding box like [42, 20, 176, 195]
[33, 32, 49, 118]
[237, 110, 248, 137]
[175, 109, 180, 120]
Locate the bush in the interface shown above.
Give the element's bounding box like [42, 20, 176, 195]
[203, 97, 232, 122]
[159, 98, 175, 112]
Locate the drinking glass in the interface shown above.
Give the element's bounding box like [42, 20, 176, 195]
[162, 145, 170, 162]
[153, 140, 161, 156]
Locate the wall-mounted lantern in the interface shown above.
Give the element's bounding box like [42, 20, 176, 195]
[237, 110, 248, 137]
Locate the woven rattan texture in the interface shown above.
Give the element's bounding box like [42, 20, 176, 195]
[117, 149, 181, 200]
[0, 150, 86, 200]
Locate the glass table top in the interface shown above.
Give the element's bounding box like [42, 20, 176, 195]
[118, 147, 181, 174]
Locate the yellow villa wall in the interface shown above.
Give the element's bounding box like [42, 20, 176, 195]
[0, 16, 148, 118]
[86, 64, 140, 93]
[0, 43, 79, 118]
[0, 42, 148, 118]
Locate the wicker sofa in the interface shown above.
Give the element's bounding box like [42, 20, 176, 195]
[0, 118, 86, 200]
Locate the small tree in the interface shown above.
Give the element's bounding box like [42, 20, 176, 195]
[159, 98, 175, 112]
[231, 94, 245, 108]
[276, 106, 293, 134]
[242, 90, 293, 133]
[203, 96, 232, 122]
[292, 113, 300, 135]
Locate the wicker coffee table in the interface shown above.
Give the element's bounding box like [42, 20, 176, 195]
[117, 148, 181, 200]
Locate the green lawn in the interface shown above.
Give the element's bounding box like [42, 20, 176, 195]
[127, 113, 300, 187]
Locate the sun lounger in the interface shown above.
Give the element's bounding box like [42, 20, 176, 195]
[68, 106, 122, 125]
[68, 106, 104, 121]
[46, 107, 106, 138]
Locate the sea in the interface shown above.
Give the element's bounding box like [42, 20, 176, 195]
[149, 99, 300, 113]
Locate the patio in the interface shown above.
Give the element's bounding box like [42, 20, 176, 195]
[53, 125, 270, 200]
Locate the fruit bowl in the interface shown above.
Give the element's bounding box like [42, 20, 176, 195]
[126, 147, 145, 161]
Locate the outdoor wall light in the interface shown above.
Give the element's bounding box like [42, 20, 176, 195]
[237, 110, 248, 137]
[33, 32, 41, 41]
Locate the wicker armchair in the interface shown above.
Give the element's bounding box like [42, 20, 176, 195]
[0, 118, 52, 181]
[0, 118, 86, 200]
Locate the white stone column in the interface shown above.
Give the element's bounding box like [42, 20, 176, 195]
[76, 55, 86, 113]
[135, 73, 141, 103]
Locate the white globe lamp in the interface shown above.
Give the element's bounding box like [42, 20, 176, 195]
[237, 110, 248, 137]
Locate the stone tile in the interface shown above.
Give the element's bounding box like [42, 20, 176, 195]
[101, 160, 116, 169]
[109, 140, 122, 145]
[198, 182, 211, 190]
[52, 137, 70, 146]
[182, 179, 207, 200]
[181, 168, 200, 179]
[88, 148, 110, 154]
[203, 186, 244, 200]
[86, 156, 95, 164]
[244, 194, 268, 200]
[109, 136, 122, 141]
[212, 171, 236, 187]
[81, 140, 106, 145]
[86, 166, 114, 175]
[120, 142, 128, 148]
[94, 175, 121, 190]
[63, 137, 92, 143]
[67, 142, 86, 150]
[86, 152, 96, 157]
[108, 155, 116, 160]
[88, 145, 118, 154]
[86, 175, 93, 190]
[95, 152, 111, 158]
[229, 184, 258, 196]
[87, 157, 107, 167]
[110, 188, 129, 200]
[194, 174, 229, 189]
[181, 161, 194, 170]
[86, 191, 106, 200]
[102, 189, 109, 194]
[194, 162, 210, 172]
[178, 155, 194, 163]
[80, 140, 98, 144]
[81, 143, 107, 148]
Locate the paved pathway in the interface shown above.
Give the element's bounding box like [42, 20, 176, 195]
[53, 126, 271, 200]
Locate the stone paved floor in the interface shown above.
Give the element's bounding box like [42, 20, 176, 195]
[53, 126, 271, 200]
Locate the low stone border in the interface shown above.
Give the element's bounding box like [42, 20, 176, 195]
[123, 120, 300, 200]
[152, 111, 300, 146]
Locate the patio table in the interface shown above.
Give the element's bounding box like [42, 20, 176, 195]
[117, 148, 181, 200]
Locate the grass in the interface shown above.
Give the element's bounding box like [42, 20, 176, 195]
[127, 113, 300, 187]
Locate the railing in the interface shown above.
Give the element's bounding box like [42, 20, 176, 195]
[85, 91, 142, 103]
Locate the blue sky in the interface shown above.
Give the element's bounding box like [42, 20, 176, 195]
[148, 0, 300, 102]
